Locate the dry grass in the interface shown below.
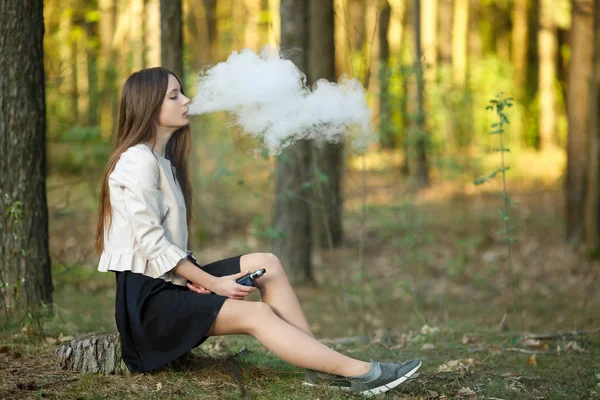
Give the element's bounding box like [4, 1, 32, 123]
[2, 146, 599, 398]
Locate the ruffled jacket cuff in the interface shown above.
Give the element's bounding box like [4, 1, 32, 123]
[148, 244, 188, 277]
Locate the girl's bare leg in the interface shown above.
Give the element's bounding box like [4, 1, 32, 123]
[240, 253, 313, 336]
[206, 299, 370, 377]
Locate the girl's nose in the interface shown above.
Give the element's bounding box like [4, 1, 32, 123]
[183, 95, 191, 106]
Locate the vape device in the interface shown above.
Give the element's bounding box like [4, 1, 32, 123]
[235, 268, 266, 287]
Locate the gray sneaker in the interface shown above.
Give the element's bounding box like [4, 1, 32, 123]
[349, 359, 422, 397]
[303, 359, 420, 392]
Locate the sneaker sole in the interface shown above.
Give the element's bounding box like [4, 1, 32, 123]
[360, 360, 422, 397]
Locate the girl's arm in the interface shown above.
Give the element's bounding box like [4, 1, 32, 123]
[174, 260, 255, 300]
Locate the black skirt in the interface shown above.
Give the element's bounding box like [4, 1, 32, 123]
[114, 254, 241, 373]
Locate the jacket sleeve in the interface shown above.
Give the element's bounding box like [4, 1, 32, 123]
[112, 147, 188, 277]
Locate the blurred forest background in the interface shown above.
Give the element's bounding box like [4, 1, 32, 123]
[1, 0, 600, 397]
[5, 0, 599, 333]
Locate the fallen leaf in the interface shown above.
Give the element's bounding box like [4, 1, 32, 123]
[457, 386, 477, 398]
[438, 358, 475, 373]
[427, 390, 439, 398]
[58, 333, 74, 342]
[506, 379, 526, 392]
[565, 341, 584, 353]
[527, 354, 537, 366]
[596, 373, 600, 380]
[422, 343, 436, 351]
[467, 345, 485, 353]
[521, 338, 541, 347]
[156, 382, 162, 391]
[45, 337, 57, 345]
[420, 324, 440, 335]
[461, 334, 470, 344]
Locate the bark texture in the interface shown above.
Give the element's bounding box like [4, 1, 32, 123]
[274, 0, 313, 283]
[160, 0, 183, 79]
[0, 0, 53, 314]
[308, 0, 344, 249]
[412, 0, 430, 186]
[54, 333, 125, 374]
[538, 0, 557, 149]
[566, 0, 595, 243]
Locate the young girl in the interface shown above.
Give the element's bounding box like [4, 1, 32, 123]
[95, 67, 421, 396]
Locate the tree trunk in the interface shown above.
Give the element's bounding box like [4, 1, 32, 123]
[0, 0, 53, 315]
[452, 0, 468, 86]
[349, 0, 367, 80]
[538, 0, 557, 149]
[493, 2, 511, 60]
[412, 0, 430, 186]
[160, 0, 184, 79]
[439, 0, 453, 65]
[421, 0, 438, 82]
[307, 0, 344, 249]
[86, 6, 100, 127]
[274, 0, 313, 283]
[379, 1, 394, 148]
[349, 0, 366, 50]
[203, 0, 218, 62]
[145, 0, 161, 67]
[512, 0, 529, 90]
[244, 0, 261, 50]
[99, 0, 118, 139]
[130, 0, 145, 70]
[71, 13, 81, 126]
[54, 333, 125, 374]
[467, 0, 480, 63]
[404, 0, 415, 175]
[259, 0, 271, 46]
[566, 0, 595, 243]
[585, 0, 600, 253]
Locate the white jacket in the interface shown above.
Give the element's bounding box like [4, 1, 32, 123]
[97, 143, 190, 286]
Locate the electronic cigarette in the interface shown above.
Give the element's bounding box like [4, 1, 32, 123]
[236, 268, 266, 287]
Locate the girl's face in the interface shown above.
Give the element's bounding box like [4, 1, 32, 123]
[157, 74, 191, 130]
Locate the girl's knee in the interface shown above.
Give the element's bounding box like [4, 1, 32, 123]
[264, 253, 285, 277]
[243, 252, 286, 280]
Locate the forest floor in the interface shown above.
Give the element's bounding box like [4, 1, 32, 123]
[1, 148, 599, 399]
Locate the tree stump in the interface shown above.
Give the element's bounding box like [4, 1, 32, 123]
[53, 332, 127, 374]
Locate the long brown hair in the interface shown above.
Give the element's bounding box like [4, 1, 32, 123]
[94, 67, 193, 255]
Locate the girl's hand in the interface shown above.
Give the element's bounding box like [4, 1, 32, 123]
[211, 270, 257, 300]
[187, 282, 211, 295]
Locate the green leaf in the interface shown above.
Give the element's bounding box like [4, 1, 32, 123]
[260, 147, 270, 160]
[263, 227, 285, 240]
[85, 10, 101, 22]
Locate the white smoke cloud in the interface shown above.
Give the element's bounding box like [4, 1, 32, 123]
[188, 45, 377, 155]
